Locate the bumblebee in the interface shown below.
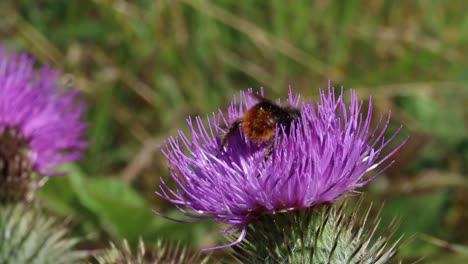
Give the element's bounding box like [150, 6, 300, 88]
[221, 93, 300, 156]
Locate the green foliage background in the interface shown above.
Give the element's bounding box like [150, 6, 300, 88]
[1, 0, 468, 262]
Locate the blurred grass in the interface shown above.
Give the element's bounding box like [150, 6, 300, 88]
[1, 0, 468, 262]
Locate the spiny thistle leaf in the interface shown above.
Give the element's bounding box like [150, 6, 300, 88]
[232, 199, 401, 264]
[0, 204, 87, 264]
[94, 239, 210, 264]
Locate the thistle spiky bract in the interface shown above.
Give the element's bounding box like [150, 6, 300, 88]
[0, 204, 87, 264]
[232, 200, 400, 264]
[94, 239, 210, 264]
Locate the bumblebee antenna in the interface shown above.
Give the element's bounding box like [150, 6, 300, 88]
[249, 92, 272, 103]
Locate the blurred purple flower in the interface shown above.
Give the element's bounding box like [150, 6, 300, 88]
[155, 84, 406, 250]
[0, 45, 87, 178]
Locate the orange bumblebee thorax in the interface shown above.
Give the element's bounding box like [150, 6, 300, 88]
[242, 105, 277, 144]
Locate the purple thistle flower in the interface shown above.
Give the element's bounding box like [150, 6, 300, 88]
[0, 45, 87, 201]
[155, 83, 406, 250]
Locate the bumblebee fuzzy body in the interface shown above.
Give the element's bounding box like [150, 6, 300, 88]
[221, 94, 300, 150]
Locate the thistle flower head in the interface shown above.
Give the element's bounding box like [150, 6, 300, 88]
[156, 84, 406, 249]
[0, 45, 87, 202]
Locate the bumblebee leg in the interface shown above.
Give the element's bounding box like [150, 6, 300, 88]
[220, 119, 242, 151]
[264, 139, 275, 160]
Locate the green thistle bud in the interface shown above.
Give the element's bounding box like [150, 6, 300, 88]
[94, 239, 210, 264]
[0, 204, 87, 263]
